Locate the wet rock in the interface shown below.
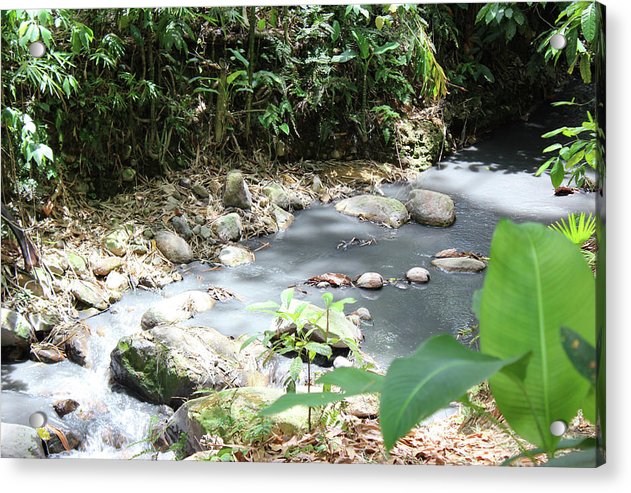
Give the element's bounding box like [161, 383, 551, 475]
[192, 183, 210, 199]
[51, 322, 91, 367]
[155, 230, 193, 264]
[30, 343, 65, 364]
[333, 356, 353, 368]
[335, 195, 409, 228]
[105, 271, 128, 292]
[263, 183, 290, 210]
[140, 291, 216, 330]
[47, 429, 82, 455]
[103, 227, 131, 257]
[54, 399, 80, 418]
[272, 300, 362, 349]
[272, 205, 294, 231]
[435, 248, 458, 258]
[431, 257, 486, 273]
[345, 394, 380, 418]
[223, 170, 252, 210]
[218, 245, 255, 267]
[347, 314, 361, 326]
[406, 267, 430, 283]
[163, 387, 309, 456]
[354, 307, 372, 321]
[406, 189, 455, 227]
[90, 256, 123, 277]
[170, 216, 193, 241]
[356, 272, 384, 289]
[211, 213, 242, 243]
[110, 325, 269, 407]
[1, 309, 33, 356]
[66, 251, 89, 276]
[1, 423, 46, 459]
[69, 280, 109, 310]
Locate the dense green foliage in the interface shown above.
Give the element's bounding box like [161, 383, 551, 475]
[2, 3, 567, 201]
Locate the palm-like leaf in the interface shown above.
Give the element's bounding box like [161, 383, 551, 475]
[549, 212, 596, 245]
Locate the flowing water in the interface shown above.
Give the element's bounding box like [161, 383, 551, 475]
[1, 100, 596, 459]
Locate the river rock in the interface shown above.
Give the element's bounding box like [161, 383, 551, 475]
[155, 230, 193, 264]
[288, 191, 311, 211]
[1, 309, 33, 356]
[356, 272, 384, 289]
[45, 250, 69, 275]
[335, 195, 409, 228]
[431, 257, 486, 273]
[406, 189, 455, 227]
[406, 267, 430, 283]
[0, 423, 46, 459]
[90, 256, 123, 277]
[435, 248, 458, 258]
[103, 227, 131, 257]
[272, 205, 294, 231]
[54, 399, 80, 418]
[17, 269, 49, 298]
[354, 307, 372, 321]
[211, 213, 242, 242]
[110, 325, 269, 407]
[69, 280, 109, 310]
[140, 291, 216, 330]
[272, 299, 362, 349]
[105, 271, 128, 292]
[199, 226, 212, 239]
[263, 182, 290, 210]
[192, 183, 210, 199]
[311, 175, 323, 193]
[51, 322, 91, 367]
[66, 251, 89, 277]
[170, 216, 193, 241]
[30, 343, 65, 364]
[223, 170, 252, 209]
[218, 245, 255, 267]
[333, 356, 353, 368]
[163, 387, 309, 456]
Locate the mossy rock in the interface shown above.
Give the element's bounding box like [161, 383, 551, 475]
[164, 387, 309, 456]
[406, 189, 456, 227]
[110, 325, 269, 407]
[396, 119, 445, 170]
[335, 195, 409, 228]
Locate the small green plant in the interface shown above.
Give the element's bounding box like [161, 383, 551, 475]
[549, 212, 596, 245]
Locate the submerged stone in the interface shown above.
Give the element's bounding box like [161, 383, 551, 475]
[431, 257, 486, 273]
[218, 245, 255, 267]
[140, 291, 216, 330]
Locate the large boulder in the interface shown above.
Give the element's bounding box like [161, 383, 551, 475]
[162, 387, 309, 456]
[218, 245, 255, 267]
[155, 230, 193, 264]
[335, 195, 409, 228]
[272, 299, 362, 349]
[211, 213, 243, 243]
[223, 170, 252, 210]
[431, 257, 486, 273]
[140, 291, 216, 330]
[0, 423, 46, 459]
[110, 325, 269, 407]
[1, 308, 33, 360]
[405, 189, 455, 227]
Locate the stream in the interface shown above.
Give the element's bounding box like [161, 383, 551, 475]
[1, 100, 596, 459]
